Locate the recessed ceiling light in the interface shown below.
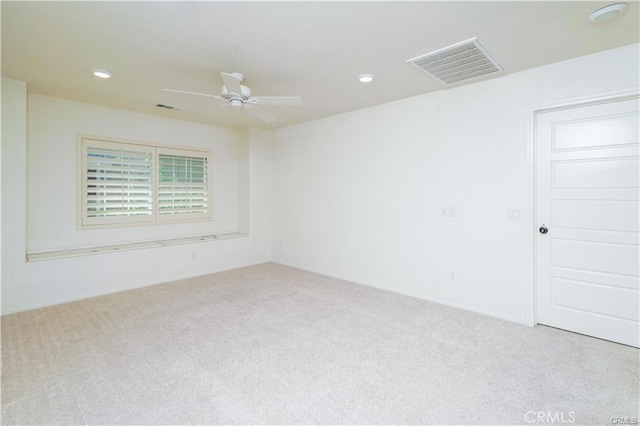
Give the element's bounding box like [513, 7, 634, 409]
[92, 69, 113, 79]
[358, 73, 374, 83]
[587, 3, 628, 23]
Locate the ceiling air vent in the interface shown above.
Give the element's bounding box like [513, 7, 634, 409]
[155, 103, 183, 111]
[407, 38, 503, 85]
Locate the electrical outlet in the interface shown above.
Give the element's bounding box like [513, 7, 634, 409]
[507, 208, 521, 220]
[448, 273, 456, 282]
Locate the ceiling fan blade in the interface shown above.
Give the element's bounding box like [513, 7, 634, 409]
[221, 72, 242, 96]
[162, 89, 223, 100]
[252, 96, 302, 106]
[244, 107, 277, 123]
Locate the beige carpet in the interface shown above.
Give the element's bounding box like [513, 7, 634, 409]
[1, 263, 638, 425]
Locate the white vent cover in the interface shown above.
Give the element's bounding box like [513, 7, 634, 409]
[407, 38, 503, 85]
[155, 103, 183, 111]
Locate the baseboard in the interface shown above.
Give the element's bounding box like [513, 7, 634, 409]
[0, 259, 271, 316]
[271, 260, 529, 327]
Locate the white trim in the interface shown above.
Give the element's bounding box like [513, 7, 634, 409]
[524, 102, 537, 327]
[77, 133, 212, 153]
[525, 89, 639, 328]
[26, 232, 248, 262]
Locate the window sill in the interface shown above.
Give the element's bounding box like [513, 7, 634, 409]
[26, 232, 248, 262]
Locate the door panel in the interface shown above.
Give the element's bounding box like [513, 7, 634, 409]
[552, 278, 639, 321]
[553, 267, 638, 291]
[553, 113, 639, 151]
[552, 200, 638, 232]
[536, 95, 640, 347]
[552, 158, 639, 189]
[553, 239, 639, 276]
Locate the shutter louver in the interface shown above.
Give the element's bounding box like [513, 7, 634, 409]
[85, 146, 153, 221]
[81, 138, 211, 227]
[158, 152, 209, 217]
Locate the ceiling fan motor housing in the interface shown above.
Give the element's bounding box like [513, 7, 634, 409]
[221, 84, 252, 100]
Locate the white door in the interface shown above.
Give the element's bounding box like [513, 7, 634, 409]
[536, 95, 639, 347]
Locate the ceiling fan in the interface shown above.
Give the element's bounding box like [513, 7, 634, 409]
[163, 72, 302, 123]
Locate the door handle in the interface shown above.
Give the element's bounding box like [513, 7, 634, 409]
[539, 225, 549, 234]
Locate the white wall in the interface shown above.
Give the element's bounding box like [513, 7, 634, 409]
[272, 44, 640, 324]
[27, 95, 240, 252]
[3, 44, 638, 319]
[1, 78, 28, 313]
[1, 80, 272, 314]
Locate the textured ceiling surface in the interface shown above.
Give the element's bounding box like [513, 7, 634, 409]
[2, 1, 639, 129]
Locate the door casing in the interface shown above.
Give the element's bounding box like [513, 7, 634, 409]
[526, 90, 639, 328]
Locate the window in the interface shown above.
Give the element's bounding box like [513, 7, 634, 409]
[80, 137, 211, 227]
[158, 149, 208, 218]
[84, 140, 154, 225]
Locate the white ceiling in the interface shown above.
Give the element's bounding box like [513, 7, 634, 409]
[2, 1, 639, 129]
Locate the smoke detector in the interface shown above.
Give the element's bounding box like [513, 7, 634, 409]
[407, 38, 503, 86]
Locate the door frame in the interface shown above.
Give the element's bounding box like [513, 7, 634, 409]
[525, 90, 639, 328]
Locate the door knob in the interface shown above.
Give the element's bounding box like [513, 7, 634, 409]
[539, 225, 549, 234]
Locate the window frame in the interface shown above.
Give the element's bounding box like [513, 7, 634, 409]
[78, 135, 213, 228]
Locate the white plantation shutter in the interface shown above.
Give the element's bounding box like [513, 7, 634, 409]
[82, 140, 154, 225]
[157, 148, 210, 220]
[80, 138, 211, 227]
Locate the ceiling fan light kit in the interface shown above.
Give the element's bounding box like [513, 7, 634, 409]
[163, 72, 302, 123]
